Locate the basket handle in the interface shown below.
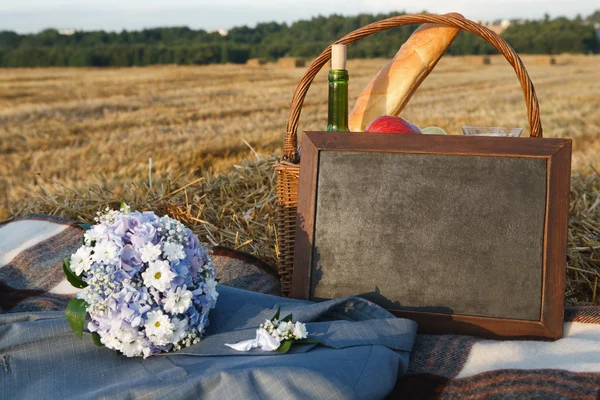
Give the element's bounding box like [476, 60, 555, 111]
[282, 13, 543, 161]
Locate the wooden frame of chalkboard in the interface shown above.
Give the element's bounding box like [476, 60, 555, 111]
[292, 131, 572, 340]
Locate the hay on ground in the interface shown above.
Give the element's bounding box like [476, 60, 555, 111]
[530, 56, 557, 65]
[463, 55, 491, 65]
[12, 158, 600, 305]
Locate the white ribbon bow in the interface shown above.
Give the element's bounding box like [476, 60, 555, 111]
[225, 328, 281, 352]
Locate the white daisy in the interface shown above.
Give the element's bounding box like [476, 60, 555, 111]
[119, 330, 146, 357]
[139, 242, 162, 264]
[84, 224, 107, 244]
[100, 331, 122, 351]
[171, 317, 189, 344]
[163, 286, 193, 314]
[163, 242, 186, 262]
[91, 240, 120, 265]
[145, 310, 174, 346]
[293, 322, 308, 339]
[142, 260, 175, 292]
[70, 246, 93, 276]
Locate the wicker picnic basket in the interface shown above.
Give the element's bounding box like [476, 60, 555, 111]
[274, 13, 543, 296]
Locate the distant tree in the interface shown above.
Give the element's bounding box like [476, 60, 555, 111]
[588, 10, 600, 23]
[0, 10, 598, 68]
[0, 31, 22, 49]
[503, 16, 599, 54]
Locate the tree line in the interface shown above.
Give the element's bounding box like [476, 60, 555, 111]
[0, 11, 598, 68]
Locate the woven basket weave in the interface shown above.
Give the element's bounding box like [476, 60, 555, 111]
[274, 13, 543, 296]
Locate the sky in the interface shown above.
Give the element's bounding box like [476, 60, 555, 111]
[0, 0, 598, 34]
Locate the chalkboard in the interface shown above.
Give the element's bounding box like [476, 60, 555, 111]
[292, 132, 571, 340]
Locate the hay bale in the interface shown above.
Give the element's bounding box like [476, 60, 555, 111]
[523, 55, 558, 66]
[277, 58, 305, 68]
[246, 58, 266, 66]
[463, 55, 491, 65]
[533, 56, 556, 65]
[13, 158, 600, 306]
[16, 157, 280, 266]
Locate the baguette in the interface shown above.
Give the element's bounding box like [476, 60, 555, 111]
[348, 13, 463, 132]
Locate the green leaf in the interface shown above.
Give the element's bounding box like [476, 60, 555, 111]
[78, 223, 92, 231]
[276, 340, 293, 354]
[272, 306, 280, 321]
[62, 257, 88, 289]
[65, 298, 88, 339]
[91, 332, 103, 347]
[281, 314, 293, 323]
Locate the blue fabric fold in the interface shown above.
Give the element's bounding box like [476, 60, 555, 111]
[0, 285, 417, 400]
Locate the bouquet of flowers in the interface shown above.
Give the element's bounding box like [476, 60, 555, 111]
[63, 204, 218, 358]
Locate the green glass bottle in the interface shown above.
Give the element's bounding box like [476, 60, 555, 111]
[326, 44, 349, 132]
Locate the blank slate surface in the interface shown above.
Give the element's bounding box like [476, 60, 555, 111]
[312, 151, 546, 320]
[292, 132, 572, 339]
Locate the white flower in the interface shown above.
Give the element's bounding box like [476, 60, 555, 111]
[276, 321, 291, 336]
[70, 246, 93, 276]
[84, 224, 107, 244]
[91, 240, 120, 265]
[171, 317, 189, 343]
[101, 331, 123, 351]
[163, 286, 193, 314]
[293, 322, 308, 339]
[142, 260, 175, 292]
[139, 242, 162, 264]
[163, 242, 186, 262]
[145, 310, 174, 346]
[262, 320, 274, 332]
[100, 327, 149, 357]
[119, 330, 146, 357]
[204, 277, 219, 300]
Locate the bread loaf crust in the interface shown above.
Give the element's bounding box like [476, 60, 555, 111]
[348, 13, 463, 132]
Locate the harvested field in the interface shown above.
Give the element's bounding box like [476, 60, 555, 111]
[1, 54, 599, 303]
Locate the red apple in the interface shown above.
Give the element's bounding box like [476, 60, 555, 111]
[364, 116, 422, 134]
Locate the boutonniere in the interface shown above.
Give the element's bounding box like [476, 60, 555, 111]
[226, 307, 319, 353]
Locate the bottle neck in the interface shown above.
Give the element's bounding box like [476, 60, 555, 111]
[327, 69, 349, 132]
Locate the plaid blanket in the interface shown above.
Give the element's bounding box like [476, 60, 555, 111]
[0, 214, 280, 314]
[392, 306, 600, 399]
[2, 215, 600, 399]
